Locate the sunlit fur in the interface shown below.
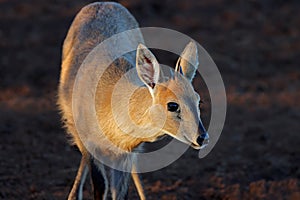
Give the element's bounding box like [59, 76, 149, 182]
[58, 2, 202, 200]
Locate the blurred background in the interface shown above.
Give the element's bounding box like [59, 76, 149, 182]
[0, 0, 299, 199]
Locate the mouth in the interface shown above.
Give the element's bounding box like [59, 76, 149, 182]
[183, 135, 208, 150]
[190, 142, 201, 150]
[184, 132, 210, 150]
[163, 131, 209, 150]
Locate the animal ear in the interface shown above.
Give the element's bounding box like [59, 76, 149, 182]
[136, 43, 160, 90]
[175, 40, 199, 81]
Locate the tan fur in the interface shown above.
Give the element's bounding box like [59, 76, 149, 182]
[58, 2, 205, 200]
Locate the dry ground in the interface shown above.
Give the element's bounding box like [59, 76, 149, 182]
[0, 0, 299, 199]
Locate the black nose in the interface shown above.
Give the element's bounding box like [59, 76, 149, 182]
[197, 133, 209, 147]
[197, 120, 209, 147]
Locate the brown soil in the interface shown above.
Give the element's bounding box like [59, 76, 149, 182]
[0, 0, 299, 199]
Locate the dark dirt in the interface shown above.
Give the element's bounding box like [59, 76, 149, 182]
[0, 0, 299, 199]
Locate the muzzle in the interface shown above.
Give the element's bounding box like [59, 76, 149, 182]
[196, 120, 209, 149]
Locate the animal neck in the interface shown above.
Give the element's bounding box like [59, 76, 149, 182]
[95, 71, 157, 152]
[114, 86, 157, 151]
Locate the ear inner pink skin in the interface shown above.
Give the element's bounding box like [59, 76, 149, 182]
[144, 56, 151, 64]
[142, 55, 156, 88]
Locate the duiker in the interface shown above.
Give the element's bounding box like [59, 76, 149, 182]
[58, 2, 209, 200]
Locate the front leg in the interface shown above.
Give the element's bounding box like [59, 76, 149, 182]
[131, 164, 146, 200]
[110, 168, 130, 200]
[68, 156, 88, 200]
[89, 158, 108, 200]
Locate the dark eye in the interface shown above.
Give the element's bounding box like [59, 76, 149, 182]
[167, 102, 179, 112]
